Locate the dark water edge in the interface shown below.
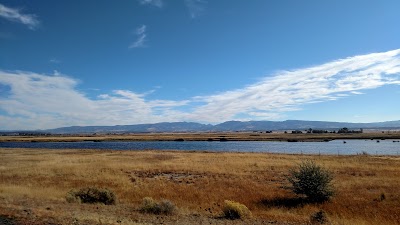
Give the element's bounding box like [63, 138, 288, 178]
[1, 139, 400, 155]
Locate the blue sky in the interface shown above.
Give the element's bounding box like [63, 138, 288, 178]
[1, 0, 400, 130]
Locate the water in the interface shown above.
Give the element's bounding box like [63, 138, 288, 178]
[1, 139, 400, 155]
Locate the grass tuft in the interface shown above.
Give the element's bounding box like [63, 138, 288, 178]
[222, 200, 252, 220]
[66, 187, 116, 205]
[139, 197, 176, 215]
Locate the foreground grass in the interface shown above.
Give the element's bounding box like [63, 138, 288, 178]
[1, 148, 400, 224]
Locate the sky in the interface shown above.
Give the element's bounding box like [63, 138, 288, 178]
[1, 0, 400, 130]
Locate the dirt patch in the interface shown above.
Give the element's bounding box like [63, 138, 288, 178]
[128, 170, 237, 185]
[129, 170, 207, 184]
[150, 154, 178, 161]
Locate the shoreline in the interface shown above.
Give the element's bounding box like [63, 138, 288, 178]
[1, 147, 399, 157]
[1, 132, 400, 143]
[2, 136, 400, 156]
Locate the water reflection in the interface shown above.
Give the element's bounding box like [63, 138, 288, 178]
[1, 139, 399, 155]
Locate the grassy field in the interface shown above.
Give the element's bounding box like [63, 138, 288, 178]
[1, 148, 400, 224]
[1, 131, 400, 142]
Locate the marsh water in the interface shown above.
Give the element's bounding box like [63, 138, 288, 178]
[1, 139, 400, 155]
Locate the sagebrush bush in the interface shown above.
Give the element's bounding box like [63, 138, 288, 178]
[223, 200, 252, 220]
[66, 187, 116, 205]
[286, 160, 334, 202]
[139, 197, 176, 215]
[310, 210, 329, 224]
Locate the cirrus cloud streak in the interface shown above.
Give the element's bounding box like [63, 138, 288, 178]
[187, 49, 400, 122]
[129, 25, 147, 49]
[0, 3, 39, 30]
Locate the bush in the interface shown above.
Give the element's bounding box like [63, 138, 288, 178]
[286, 160, 334, 202]
[380, 193, 386, 201]
[139, 197, 176, 215]
[310, 210, 329, 224]
[66, 187, 116, 205]
[223, 200, 252, 220]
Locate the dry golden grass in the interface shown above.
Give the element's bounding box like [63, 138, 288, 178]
[1, 148, 400, 224]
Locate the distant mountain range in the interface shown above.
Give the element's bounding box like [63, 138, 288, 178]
[35, 120, 400, 134]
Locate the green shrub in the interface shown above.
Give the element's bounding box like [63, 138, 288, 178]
[139, 197, 176, 215]
[223, 200, 252, 220]
[286, 160, 334, 202]
[66, 187, 116, 205]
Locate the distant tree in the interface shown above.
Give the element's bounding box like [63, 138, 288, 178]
[312, 130, 328, 134]
[338, 127, 363, 134]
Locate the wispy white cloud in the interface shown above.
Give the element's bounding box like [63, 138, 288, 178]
[184, 0, 207, 18]
[1, 49, 400, 130]
[0, 3, 39, 30]
[49, 59, 61, 64]
[138, 0, 163, 8]
[129, 25, 147, 49]
[137, 0, 206, 18]
[185, 49, 400, 122]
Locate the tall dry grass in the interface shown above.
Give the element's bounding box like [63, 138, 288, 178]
[1, 148, 400, 224]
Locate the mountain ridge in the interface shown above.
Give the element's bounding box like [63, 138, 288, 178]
[37, 120, 400, 134]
